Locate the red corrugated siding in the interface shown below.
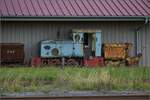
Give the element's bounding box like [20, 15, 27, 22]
[0, 0, 150, 17]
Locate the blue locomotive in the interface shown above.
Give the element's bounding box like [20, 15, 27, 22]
[40, 30, 102, 65]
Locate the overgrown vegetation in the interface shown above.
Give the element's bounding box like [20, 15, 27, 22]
[0, 66, 150, 94]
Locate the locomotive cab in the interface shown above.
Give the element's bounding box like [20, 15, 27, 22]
[73, 30, 102, 58]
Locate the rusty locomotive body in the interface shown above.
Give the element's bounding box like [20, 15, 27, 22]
[39, 30, 103, 66]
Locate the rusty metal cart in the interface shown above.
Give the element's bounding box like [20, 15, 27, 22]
[103, 43, 131, 66]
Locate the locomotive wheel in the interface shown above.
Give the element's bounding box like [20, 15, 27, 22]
[42, 59, 48, 65]
[67, 59, 79, 66]
[51, 59, 61, 65]
[48, 59, 53, 65]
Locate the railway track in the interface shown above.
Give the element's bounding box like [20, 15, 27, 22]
[1, 95, 150, 100]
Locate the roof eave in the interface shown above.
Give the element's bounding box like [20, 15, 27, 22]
[1, 16, 150, 21]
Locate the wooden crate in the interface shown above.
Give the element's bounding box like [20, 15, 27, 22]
[103, 43, 127, 60]
[0, 43, 24, 64]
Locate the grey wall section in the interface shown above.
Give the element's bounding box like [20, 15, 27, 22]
[1, 21, 149, 66]
[138, 22, 150, 66]
[0, 21, 1, 60]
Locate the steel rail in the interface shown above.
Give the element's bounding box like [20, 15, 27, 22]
[1, 95, 150, 100]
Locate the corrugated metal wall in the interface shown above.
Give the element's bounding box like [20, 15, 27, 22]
[138, 22, 150, 66]
[0, 21, 2, 43]
[1, 21, 149, 66]
[0, 21, 1, 61]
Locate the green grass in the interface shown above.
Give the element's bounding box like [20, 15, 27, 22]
[0, 66, 150, 94]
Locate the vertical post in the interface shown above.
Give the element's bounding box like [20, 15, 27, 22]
[135, 30, 139, 56]
[137, 31, 140, 54]
[61, 57, 65, 69]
